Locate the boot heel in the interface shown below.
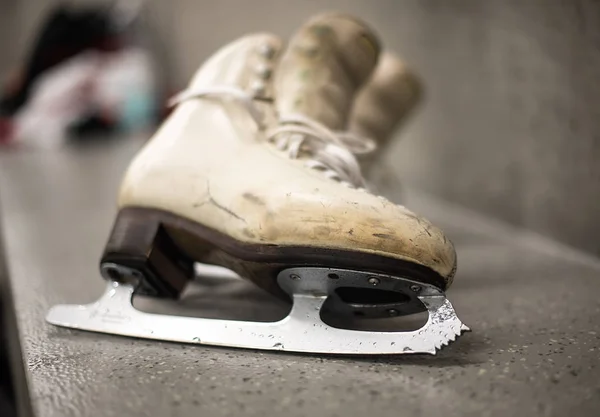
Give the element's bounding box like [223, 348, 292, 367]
[100, 208, 195, 298]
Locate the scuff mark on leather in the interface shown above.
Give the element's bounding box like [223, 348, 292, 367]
[314, 225, 331, 237]
[242, 192, 265, 206]
[209, 195, 246, 223]
[201, 181, 247, 223]
[242, 228, 256, 238]
[372, 233, 394, 239]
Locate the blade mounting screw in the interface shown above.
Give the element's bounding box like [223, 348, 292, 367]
[410, 285, 421, 293]
[368, 277, 380, 286]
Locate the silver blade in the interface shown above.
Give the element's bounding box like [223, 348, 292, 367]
[46, 278, 468, 355]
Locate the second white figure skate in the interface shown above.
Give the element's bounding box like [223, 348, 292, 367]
[47, 13, 469, 355]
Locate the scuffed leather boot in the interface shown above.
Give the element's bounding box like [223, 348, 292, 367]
[105, 14, 455, 298]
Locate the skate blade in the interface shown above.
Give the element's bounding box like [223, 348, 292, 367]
[46, 267, 469, 355]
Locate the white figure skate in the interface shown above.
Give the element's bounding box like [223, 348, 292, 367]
[47, 13, 469, 355]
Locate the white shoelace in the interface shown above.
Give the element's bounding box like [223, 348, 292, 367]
[169, 86, 376, 188]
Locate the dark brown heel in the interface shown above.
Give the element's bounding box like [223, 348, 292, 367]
[100, 208, 195, 298]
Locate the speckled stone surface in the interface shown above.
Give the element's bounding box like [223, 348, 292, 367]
[1, 139, 599, 417]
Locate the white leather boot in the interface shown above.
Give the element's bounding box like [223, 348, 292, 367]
[107, 13, 456, 297]
[47, 13, 467, 355]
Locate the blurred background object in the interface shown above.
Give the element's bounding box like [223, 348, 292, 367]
[0, 0, 164, 148]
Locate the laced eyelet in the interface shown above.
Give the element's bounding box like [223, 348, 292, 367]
[255, 64, 272, 79]
[258, 43, 275, 59]
[250, 80, 266, 96]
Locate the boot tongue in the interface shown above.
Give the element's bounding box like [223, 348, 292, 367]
[273, 13, 381, 131]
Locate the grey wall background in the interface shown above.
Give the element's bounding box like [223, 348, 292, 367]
[1, 0, 599, 256]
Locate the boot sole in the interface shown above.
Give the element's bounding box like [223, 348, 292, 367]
[100, 206, 447, 300]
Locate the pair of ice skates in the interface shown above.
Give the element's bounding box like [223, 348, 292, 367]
[47, 13, 469, 355]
